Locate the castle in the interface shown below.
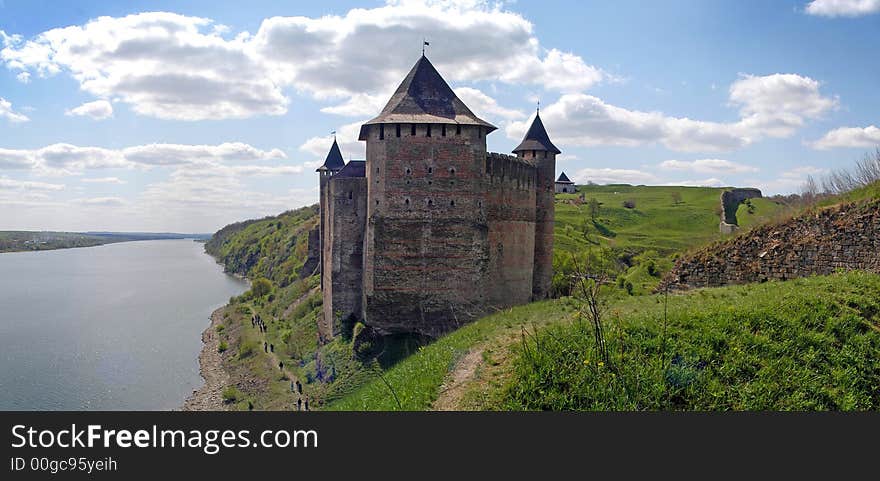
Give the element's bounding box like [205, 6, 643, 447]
[316, 54, 560, 340]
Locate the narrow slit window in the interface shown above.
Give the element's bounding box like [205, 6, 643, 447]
[427, 199, 433, 207]
[396, 124, 401, 138]
[411, 124, 416, 136]
[450, 200, 455, 207]
[442, 125, 447, 137]
[449, 168, 456, 175]
[426, 125, 432, 137]
[379, 124, 385, 140]
[428, 167, 433, 174]
[456, 125, 461, 135]
[348, 191, 352, 200]
[405, 198, 410, 206]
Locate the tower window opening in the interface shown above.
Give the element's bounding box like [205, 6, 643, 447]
[428, 167, 433, 174]
[450, 200, 455, 207]
[426, 125, 432, 137]
[348, 191, 352, 200]
[442, 125, 447, 137]
[449, 167, 456, 175]
[456, 125, 461, 135]
[379, 124, 385, 140]
[406, 167, 411, 175]
[396, 124, 401, 138]
[375, 200, 379, 205]
[543, 151, 547, 159]
[405, 198, 410, 206]
[427, 199, 433, 207]
[411, 124, 416, 136]
[478, 128, 482, 138]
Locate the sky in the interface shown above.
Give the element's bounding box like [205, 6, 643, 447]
[1, 0, 879, 233]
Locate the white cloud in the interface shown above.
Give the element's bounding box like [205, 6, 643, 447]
[746, 166, 829, 194]
[662, 178, 727, 187]
[805, 0, 880, 17]
[454, 87, 525, 121]
[0, 97, 29, 122]
[0, 177, 65, 191]
[76, 196, 126, 206]
[66, 100, 113, 120]
[506, 73, 837, 153]
[16, 71, 30, 83]
[659, 159, 758, 174]
[81, 176, 127, 184]
[0, 142, 290, 174]
[809, 125, 880, 149]
[1, 3, 611, 121]
[570, 167, 657, 185]
[299, 121, 365, 161]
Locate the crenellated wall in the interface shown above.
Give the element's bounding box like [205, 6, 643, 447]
[485, 153, 537, 308]
[660, 199, 880, 291]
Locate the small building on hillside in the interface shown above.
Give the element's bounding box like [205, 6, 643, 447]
[555, 172, 576, 193]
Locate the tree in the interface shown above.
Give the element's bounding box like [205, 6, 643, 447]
[250, 277, 273, 298]
[671, 191, 683, 205]
[588, 197, 600, 220]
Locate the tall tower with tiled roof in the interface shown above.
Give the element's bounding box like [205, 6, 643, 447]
[514, 110, 560, 300]
[360, 54, 496, 337]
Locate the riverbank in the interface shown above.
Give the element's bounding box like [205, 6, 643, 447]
[181, 307, 229, 411]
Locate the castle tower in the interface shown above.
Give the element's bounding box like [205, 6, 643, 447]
[358, 54, 497, 337]
[513, 111, 560, 300]
[316, 139, 345, 284]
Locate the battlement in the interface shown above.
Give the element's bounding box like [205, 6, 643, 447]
[486, 152, 536, 190]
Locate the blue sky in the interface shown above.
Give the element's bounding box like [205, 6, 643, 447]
[1, 0, 878, 232]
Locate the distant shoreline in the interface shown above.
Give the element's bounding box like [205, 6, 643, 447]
[0, 231, 211, 254]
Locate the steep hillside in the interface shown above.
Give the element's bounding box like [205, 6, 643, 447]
[205, 205, 319, 286]
[329, 271, 880, 410]
[661, 197, 880, 290]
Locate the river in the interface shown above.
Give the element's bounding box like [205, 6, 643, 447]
[0, 239, 247, 410]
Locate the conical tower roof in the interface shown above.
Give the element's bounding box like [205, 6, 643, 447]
[316, 138, 345, 172]
[359, 55, 496, 140]
[556, 172, 573, 183]
[513, 111, 561, 155]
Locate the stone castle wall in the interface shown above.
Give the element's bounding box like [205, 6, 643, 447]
[660, 199, 880, 291]
[485, 153, 537, 308]
[320, 175, 367, 341]
[361, 123, 492, 337]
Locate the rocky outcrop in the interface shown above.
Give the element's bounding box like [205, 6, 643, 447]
[660, 198, 880, 291]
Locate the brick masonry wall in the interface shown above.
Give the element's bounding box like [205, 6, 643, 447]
[486, 153, 537, 308]
[660, 199, 880, 291]
[320, 175, 367, 341]
[362, 123, 491, 337]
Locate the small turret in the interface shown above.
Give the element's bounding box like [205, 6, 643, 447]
[317, 137, 346, 285]
[515, 111, 559, 300]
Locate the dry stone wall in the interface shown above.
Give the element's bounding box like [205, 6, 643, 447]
[661, 199, 880, 290]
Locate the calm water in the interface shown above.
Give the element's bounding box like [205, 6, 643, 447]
[0, 240, 247, 410]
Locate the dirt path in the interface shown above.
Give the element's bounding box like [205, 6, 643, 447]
[432, 348, 485, 411]
[181, 308, 229, 411]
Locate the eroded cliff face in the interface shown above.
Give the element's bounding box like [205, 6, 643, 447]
[660, 199, 880, 291]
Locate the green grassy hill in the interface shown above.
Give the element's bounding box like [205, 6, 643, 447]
[329, 271, 880, 410]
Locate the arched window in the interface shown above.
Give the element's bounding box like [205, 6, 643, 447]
[427, 199, 433, 207]
[449, 167, 456, 175]
[405, 167, 411, 175]
[405, 198, 410, 206]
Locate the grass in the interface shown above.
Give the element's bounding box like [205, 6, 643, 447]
[329, 271, 880, 411]
[504, 271, 880, 410]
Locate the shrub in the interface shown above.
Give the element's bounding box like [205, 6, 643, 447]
[238, 340, 257, 359]
[222, 386, 240, 403]
[250, 277, 273, 298]
[624, 280, 634, 295]
[623, 200, 636, 209]
[218, 340, 228, 353]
